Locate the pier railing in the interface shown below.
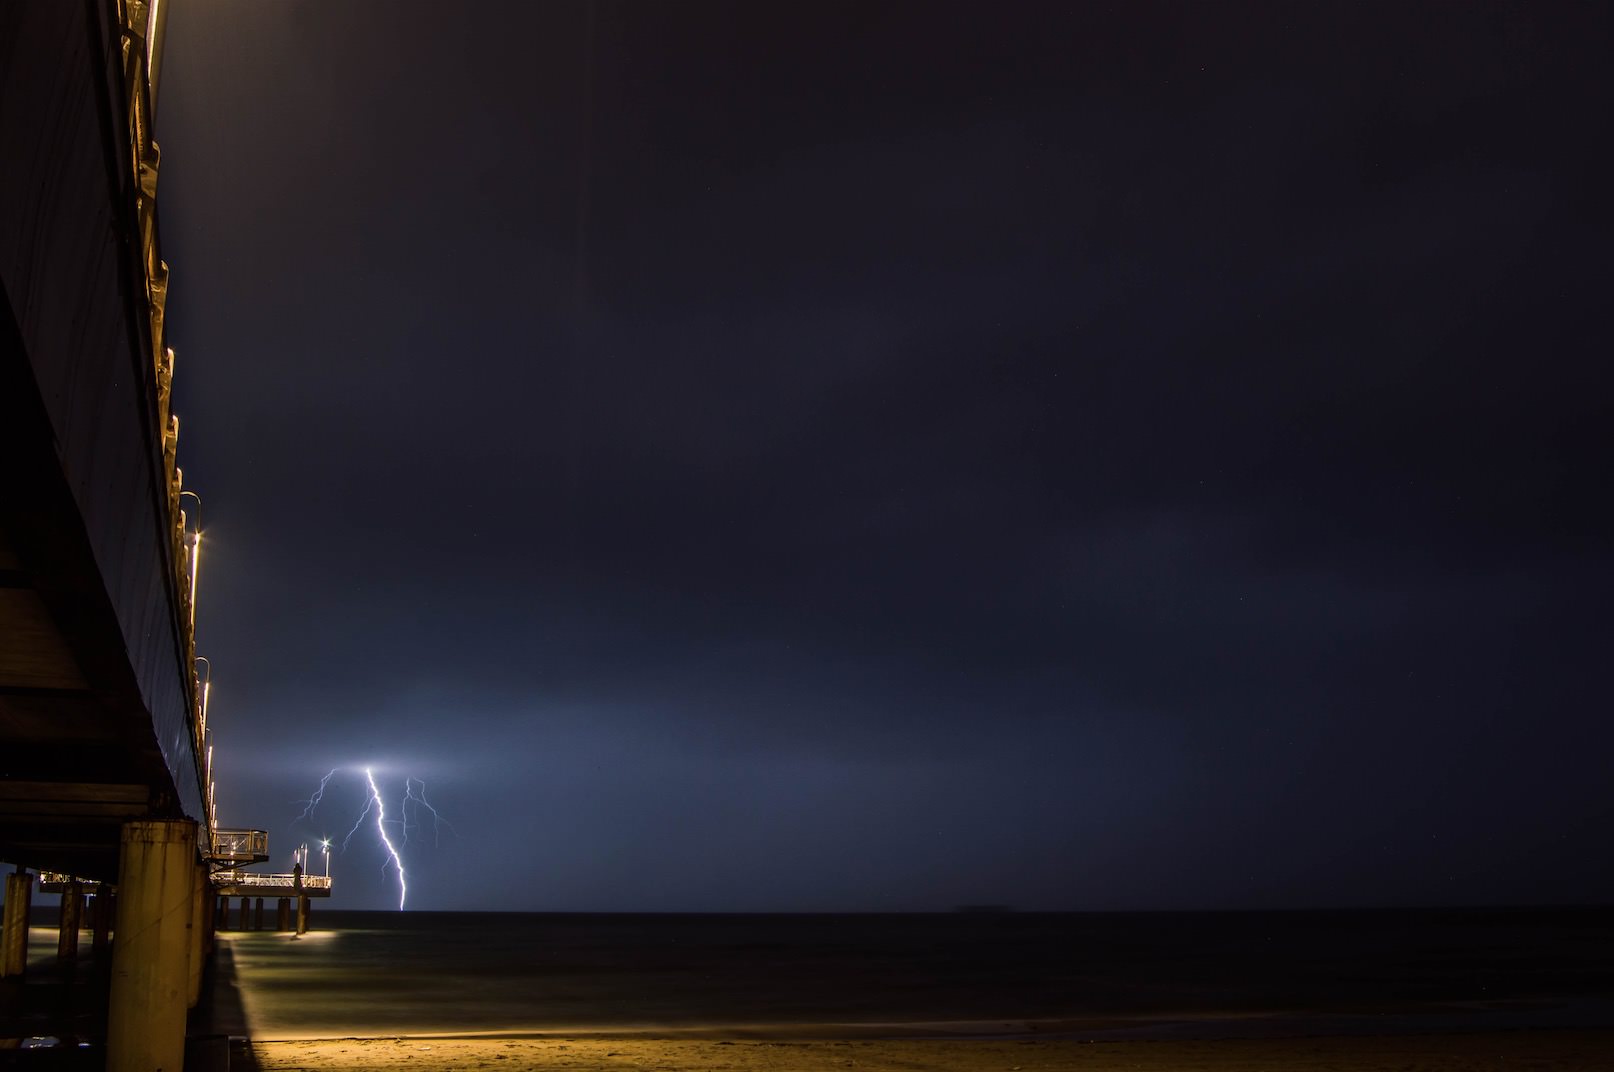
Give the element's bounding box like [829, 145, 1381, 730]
[36, 872, 105, 894]
[43, 867, 332, 894]
[208, 828, 269, 866]
[212, 870, 333, 892]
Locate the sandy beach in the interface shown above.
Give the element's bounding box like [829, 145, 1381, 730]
[246, 1030, 1614, 1071]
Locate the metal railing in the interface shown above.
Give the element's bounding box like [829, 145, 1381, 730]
[209, 828, 269, 863]
[42, 867, 333, 894]
[213, 871, 333, 891]
[36, 872, 105, 893]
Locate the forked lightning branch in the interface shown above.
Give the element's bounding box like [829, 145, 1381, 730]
[295, 767, 453, 909]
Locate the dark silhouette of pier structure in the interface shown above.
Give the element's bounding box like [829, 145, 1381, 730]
[0, 3, 329, 1067]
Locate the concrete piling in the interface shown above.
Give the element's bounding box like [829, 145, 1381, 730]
[254, 897, 264, 930]
[91, 889, 113, 955]
[293, 862, 307, 936]
[188, 864, 206, 1008]
[106, 819, 198, 1072]
[1, 869, 33, 978]
[276, 898, 290, 931]
[57, 879, 82, 962]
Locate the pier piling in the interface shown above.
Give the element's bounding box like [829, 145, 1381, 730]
[57, 879, 82, 963]
[1, 871, 32, 981]
[1, 869, 33, 978]
[188, 864, 206, 1008]
[107, 819, 198, 1072]
[92, 890, 113, 955]
[277, 898, 290, 931]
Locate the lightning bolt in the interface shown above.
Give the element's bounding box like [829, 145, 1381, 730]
[364, 767, 406, 910]
[294, 768, 339, 825]
[340, 783, 375, 852]
[295, 765, 449, 911]
[402, 777, 456, 847]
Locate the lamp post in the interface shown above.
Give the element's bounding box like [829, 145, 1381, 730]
[321, 839, 331, 878]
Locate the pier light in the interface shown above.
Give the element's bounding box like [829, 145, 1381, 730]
[321, 839, 331, 878]
[194, 656, 211, 732]
[179, 490, 202, 630]
[188, 529, 202, 624]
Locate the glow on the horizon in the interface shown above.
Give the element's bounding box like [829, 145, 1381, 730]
[365, 767, 407, 909]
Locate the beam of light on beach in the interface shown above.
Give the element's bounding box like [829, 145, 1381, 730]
[365, 767, 407, 910]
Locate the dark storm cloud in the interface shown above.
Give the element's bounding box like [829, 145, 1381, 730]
[158, 2, 1611, 910]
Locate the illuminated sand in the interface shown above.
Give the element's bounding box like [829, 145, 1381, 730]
[247, 1031, 1614, 1071]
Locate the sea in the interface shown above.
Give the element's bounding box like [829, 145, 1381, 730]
[200, 907, 1614, 1042]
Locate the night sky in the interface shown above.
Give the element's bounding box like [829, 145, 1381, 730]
[156, 3, 1611, 912]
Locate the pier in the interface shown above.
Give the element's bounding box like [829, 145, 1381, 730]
[0, 1, 324, 1066]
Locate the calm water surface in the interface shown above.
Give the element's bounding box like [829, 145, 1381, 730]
[210, 909, 1614, 1040]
